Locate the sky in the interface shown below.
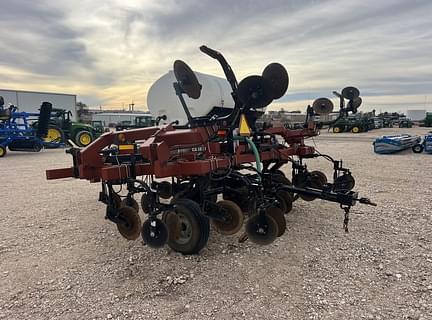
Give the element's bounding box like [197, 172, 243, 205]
[0, 0, 431, 113]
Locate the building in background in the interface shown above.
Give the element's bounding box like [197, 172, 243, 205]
[406, 109, 426, 121]
[0, 89, 77, 118]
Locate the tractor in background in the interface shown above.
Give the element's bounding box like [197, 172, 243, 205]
[115, 115, 156, 131]
[321, 88, 373, 133]
[420, 113, 432, 127]
[34, 108, 103, 147]
[398, 118, 413, 128]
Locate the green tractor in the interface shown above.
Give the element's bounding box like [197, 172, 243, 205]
[398, 118, 413, 128]
[382, 118, 393, 128]
[34, 108, 103, 147]
[115, 115, 155, 131]
[420, 113, 432, 127]
[331, 116, 371, 133]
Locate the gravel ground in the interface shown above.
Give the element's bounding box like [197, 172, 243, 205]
[1, 127, 431, 320]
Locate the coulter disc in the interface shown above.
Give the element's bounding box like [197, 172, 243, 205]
[245, 214, 278, 245]
[141, 218, 168, 248]
[265, 206, 286, 237]
[212, 200, 245, 235]
[116, 206, 142, 240]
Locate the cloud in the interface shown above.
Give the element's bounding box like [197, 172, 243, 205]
[0, 0, 431, 112]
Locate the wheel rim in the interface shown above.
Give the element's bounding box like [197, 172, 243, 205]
[79, 133, 92, 146]
[45, 128, 62, 142]
[334, 127, 340, 133]
[0, 147, 4, 157]
[352, 127, 359, 133]
[176, 213, 193, 244]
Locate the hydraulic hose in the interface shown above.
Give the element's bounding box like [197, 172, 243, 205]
[233, 136, 262, 173]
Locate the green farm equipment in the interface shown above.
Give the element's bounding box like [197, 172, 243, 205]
[420, 113, 432, 127]
[34, 108, 102, 147]
[326, 87, 376, 134]
[115, 115, 155, 131]
[398, 119, 413, 128]
[331, 115, 373, 133]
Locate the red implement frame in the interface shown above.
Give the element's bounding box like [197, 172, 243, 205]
[46, 122, 318, 182]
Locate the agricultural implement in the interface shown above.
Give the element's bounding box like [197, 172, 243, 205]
[373, 134, 421, 154]
[326, 88, 374, 134]
[412, 132, 432, 153]
[46, 46, 375, 254]
[34, 108, 103, 147]
[0, 97, 59, 158]
[420, 113, 432, 127]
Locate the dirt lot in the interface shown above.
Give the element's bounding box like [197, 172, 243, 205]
[1, 127, 431, 320]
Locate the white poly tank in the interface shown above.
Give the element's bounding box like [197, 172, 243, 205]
[147, 71, 235, 125]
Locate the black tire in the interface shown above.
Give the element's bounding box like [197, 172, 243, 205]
[0, 145, 6, 158]
[412, 144, 424, 153]
[333, 126, 343, 133]
[75, 130, 94, 147]
[43, 126, 65, 145]
[163, 198, 210, 255]
[33, 141, 43, 152]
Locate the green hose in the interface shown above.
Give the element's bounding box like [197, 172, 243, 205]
[233, 136, 262, 173]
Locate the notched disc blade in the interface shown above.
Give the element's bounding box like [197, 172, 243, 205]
[312, 97, 334, 115]
[341, 86, 360, 100]
[262, 63, 289, 99]
[173, 60, 202, 99]
[238, 75, 273, 108]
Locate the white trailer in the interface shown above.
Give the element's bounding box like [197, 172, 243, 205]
[406, 109, 426, 121]
[92, 112, 152, 127]
[0, 89, 77, 119]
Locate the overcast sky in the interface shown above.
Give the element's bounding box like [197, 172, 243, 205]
[0, 0, 431, 112]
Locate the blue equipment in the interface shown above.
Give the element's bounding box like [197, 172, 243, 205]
[373, 134, 421, 154]
[412, 132, 432, 154]
[0, 96, 61, 158]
